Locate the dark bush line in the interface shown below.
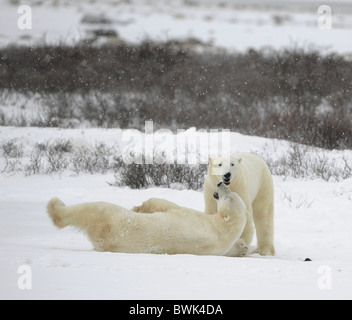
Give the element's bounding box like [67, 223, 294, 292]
[1, 43, 351, 105]
[0, 41, 351, 149]
[0, 42, 188, 93]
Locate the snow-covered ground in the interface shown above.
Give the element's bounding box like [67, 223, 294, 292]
[1, 0, 352, 301]
[1, 127, 352, 300]
[1, 0, 352, 55]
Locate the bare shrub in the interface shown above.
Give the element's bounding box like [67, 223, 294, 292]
[81, 14, 112, 25]
[112, 157, 208, 190]
[70, 143, 114, 174]
[1, 139, 24, 173]
[24, 148, 43, 176]
[258, 106, 352, 150]
[43, 140, 72, 174]
[280, 189, 314, 209]
[0, 110, 6, 126]
[263, 143, 352, 182]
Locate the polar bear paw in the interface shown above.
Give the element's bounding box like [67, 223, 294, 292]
[226, 239, 249, 257]
[253, 245, 275, 256]
[236, 239, 249, 256]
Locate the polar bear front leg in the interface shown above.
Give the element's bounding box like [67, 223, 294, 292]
[225, 208, 253, 257]
[253, 214, 275, 256]
[252, 199, 275, 256]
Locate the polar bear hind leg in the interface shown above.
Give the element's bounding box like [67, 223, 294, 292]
[47, 198, 122, 252]
[47, 198, 69, 229]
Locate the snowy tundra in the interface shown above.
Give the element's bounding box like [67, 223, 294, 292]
[2, 0, 352, 55]
[1, 127, 352, 300]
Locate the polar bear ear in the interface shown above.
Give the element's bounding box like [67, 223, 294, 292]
[208, 157, 213, 165]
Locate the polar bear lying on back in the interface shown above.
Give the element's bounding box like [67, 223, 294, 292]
[47, 183, 247, 256]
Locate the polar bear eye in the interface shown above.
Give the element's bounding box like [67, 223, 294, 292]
[231, 163, 235, 166]
[218, 163, 222, 167]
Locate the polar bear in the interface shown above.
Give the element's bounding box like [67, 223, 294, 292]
[47, 182, 247, 256]
[204, 153, 275, 256]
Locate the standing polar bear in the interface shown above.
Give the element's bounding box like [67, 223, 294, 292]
[204, 153, 275, 256]
[47, 183, 247, 256]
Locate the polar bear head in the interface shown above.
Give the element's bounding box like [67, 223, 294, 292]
[208, 154, 242, 186]
[213, 181, 246, 222]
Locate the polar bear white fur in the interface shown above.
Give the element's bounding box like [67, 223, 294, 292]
[204, 153, 275, 256]
[47, 183, 247, 256]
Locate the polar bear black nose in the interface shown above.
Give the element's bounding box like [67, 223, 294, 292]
[224, 172, 231, 179]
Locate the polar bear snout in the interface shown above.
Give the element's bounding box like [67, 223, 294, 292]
[223, 172, 231, 185]
[224, 172, 231, 179]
